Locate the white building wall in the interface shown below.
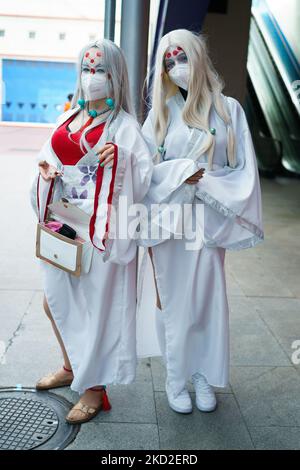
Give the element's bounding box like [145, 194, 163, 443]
[0, 16, 107, 60]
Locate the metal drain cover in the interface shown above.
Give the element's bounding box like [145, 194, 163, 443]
[0, 388, 80, 450]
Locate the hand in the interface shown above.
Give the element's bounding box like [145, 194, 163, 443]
[97, 143, 115, 168]
[184, 168, 205, 185]
[38, 160, 61, 181]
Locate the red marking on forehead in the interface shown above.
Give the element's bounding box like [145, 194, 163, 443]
[165, 45, 184, 58]
[85, 52, 90, 57]
[90, 58, 94, 63]
[90, 68, 95, 74]
[96, 51, 102, 57]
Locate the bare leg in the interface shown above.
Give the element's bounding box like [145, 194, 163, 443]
[43, 294, 73, 373]
[43, 298, 107, 410]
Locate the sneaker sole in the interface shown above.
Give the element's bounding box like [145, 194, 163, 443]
[167, 400, 193, 414]
[196, 402, 217, 412]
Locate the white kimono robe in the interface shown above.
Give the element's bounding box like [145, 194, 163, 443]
[30, 106, 153, 394]
[136, 91, 264, 397]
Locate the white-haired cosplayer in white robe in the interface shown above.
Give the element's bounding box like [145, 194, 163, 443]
[30, 105, 153, 394]
[136, 90, 264, 398]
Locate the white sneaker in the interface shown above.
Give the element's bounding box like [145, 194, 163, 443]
[191, 372, 217, 412]
[165, 379, 193, 414]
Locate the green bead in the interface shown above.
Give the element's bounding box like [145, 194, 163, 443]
[100, 162, 104, 167]
[210, 127, 216, 135]
[158, 146, 164, 154]
[89, 109, 98, 118]
[105, 98, 115, 109]
[78, 99, 85, 109]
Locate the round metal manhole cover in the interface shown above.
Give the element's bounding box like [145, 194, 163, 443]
[0, 388, 80, 450]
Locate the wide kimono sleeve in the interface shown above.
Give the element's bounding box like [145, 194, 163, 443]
[138, 109, 200, 246]
[115, 115, 154, 203]
[29, 110, 71, 221]
[195, 97, 264, 249]
[142, 108, 198, 189]
[29, 137, 63, 223]
[100, 115, 154, 265]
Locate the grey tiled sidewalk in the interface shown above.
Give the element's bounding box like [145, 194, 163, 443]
[1, 126, 300, 450]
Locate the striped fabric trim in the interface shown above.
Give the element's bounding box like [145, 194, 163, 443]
[37, 174, 55, 223]
[89, 143, 118, 252]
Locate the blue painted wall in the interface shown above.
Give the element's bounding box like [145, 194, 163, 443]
[1, 59, 77, 123]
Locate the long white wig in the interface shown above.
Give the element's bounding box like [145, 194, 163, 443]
[70, 38, 134, 153]
[151, 29, 236, 169]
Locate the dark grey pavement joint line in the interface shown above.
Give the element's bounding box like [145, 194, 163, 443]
[0, 291, 36, 365]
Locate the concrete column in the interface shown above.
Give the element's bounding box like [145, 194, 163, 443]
[104, 0, 116, 41]
[120, 0, 151, 120]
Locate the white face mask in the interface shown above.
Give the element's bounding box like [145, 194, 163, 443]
[81, 72, 108, 101]
[168, 63, 190, 91]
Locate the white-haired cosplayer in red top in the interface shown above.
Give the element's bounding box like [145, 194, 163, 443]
[30, 38, 153, 424]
